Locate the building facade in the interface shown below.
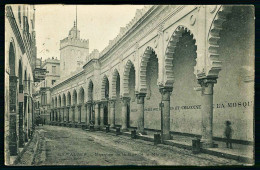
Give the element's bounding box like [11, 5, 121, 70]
[49, 5, 254, 147]
[5, 5, 37, 164]
[33, 57, 60, 125]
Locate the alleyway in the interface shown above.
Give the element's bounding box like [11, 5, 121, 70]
[16, 125, 243, 166]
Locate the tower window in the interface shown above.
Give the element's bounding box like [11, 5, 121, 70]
[52, 66, 56, 74]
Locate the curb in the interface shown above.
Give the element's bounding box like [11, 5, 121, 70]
[93, 128, 253, 164]
[12, 134, 35, 165]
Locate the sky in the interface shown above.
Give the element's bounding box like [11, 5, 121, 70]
[35, 5, 144, 61]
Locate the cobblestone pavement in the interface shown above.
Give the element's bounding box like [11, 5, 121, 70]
[19, 125, 243, 166]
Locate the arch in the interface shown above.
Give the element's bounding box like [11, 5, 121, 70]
[9, 40, 16, 76]
[87, 80, 94, 101]
[67, 91, 71, 106]
[62, 93, 66, 107]
[58, 95, 61, 107]
[18, 60, 23, 86]
[72, 89, 77, 105]
[55, 96, 58, 108]
[207, 6, 232, 77]
[78, 87, 85, 104]
[111, 69, 120, 99]
[52, 97, 54, 108]
[122, 60, 135, 96]
[164, 25, 197, 87]
[101, 75, 109, 100]
[139, 46, 158, 92]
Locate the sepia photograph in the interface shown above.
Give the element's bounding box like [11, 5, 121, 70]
[4, 4, 254, 166]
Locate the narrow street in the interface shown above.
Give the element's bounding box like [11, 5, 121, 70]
[17, 125, 242, 166]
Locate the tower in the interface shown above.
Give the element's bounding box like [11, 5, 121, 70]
[60, 8, 89, 78]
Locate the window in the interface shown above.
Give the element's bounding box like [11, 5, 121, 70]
[52, 66, 56, 74]
[52, 80, 56, 85]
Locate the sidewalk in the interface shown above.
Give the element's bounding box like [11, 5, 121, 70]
[104, 127, 254, 164]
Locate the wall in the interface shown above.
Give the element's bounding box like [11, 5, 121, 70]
[213, 6, 254, 141]
[60, 45, 88, 78]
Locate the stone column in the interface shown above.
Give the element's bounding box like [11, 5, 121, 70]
[121, 97, 129, 131]
[100, 102, 104, 128]
[87, 102, 92, 125]
[72, 106, 75, 123]
[74, 105, 78, 123]
[109, 100, 115, 128]
[78, 105, 82, 123]
[18, 84, 24, 147]
[50, 109, 52, 122]
[53, 110, 55, 121]
[62, 107, 65, 122]
[9, 76, 18, 156]
[85, 103, 89, 125]
[159, 87, 173, 140]
[52, 110, 54, 121]
[198, 78, 216, 148]
[67, 106, 70, 122]
[63, 107, 66, 122]
[56, 109, 58, 121]
[136, 93, 146, 135]
[54, 109, 56, 121]
[94, 103, 99, 129]
[58, 108, 61, 122]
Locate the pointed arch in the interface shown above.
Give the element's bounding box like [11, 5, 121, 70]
[111, 69, 120, 99]
[164, 25, 197, 87]
[87, 79, 94, 101]
[67, 91, 71, 106]
[207, 6, 232, 77]
[78, 87, 85, 104]
[52, 97, 54, 108]
[55, 96, 58, 108]
[9, 40, 16, 76]
[62, 93, 66, 107]
[122, 60, 135, 96]
[58, 95, 61, 107]
[139, 46, 157, 92]
[101, 75, 109, 100]
[72, 89, 77, 105]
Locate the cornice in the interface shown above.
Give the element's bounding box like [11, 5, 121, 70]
[6, 6, 26, 54]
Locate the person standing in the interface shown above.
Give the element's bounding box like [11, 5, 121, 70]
[225, 121, 233, 149]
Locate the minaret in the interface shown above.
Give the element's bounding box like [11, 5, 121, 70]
[76, 5, 77, 39]
[59, 6, 89, 78]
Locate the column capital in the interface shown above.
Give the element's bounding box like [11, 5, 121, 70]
[121, 97, 130, 104]
[71, 105, 75, 109]
[198, 78, 216, 95]
[109, 99, 116, 105]
[77, 104, 82, 108]
[159, 87, 173, 101]
[9, 75, 18, 82]
[198, 78, 217, 87]
[136, 93, 146, 104]
[99, 102, 104, 108]
[93, 100, 100, 105]
[85, 101, 92, 106]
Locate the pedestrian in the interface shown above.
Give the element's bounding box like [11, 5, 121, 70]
[224, 120, 233, 149]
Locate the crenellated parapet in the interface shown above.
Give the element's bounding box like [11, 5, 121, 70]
[60, 37, 89, 50]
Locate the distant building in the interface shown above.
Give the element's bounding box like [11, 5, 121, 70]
[33, 57, 60, 126]
[60, 22, 89, 78]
